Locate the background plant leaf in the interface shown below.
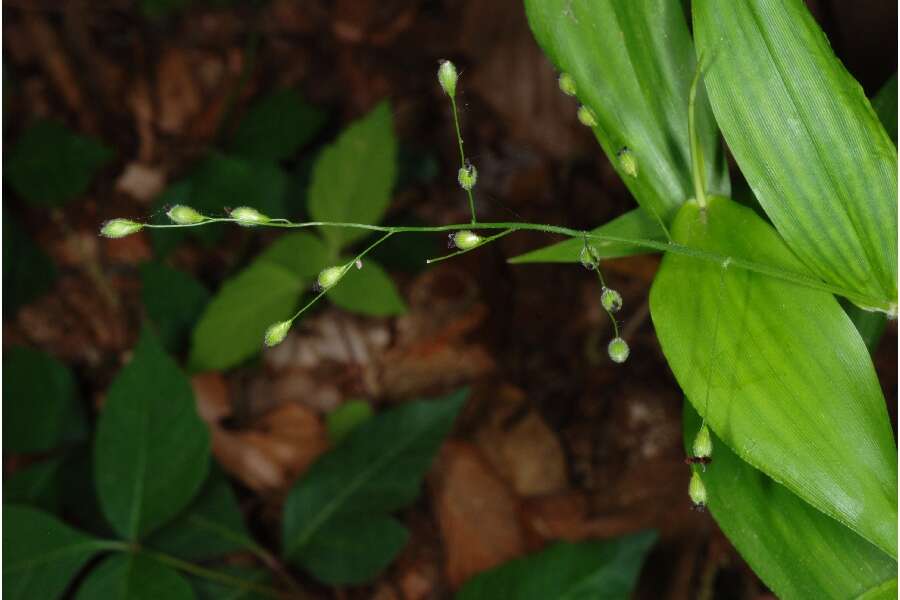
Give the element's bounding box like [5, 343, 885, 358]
[141, 262, 210, 352]
[872, 74, 897, 145]
[5, 457, 64, 513]
[146, 465, 256, 561]
[230, 89, 326, 162]
[75, 553, 195, 600]
[683, 405, 896, 600]
[326, 399, 374, 444]
[3, 506, 108, 600]
[4, 210, 57, 315]
[650, 196, 897, 557]
[523, 0, 729, 224]
[189, 232, 328, 371]
[327, 259, 406, 316]
[191, 567, 271, 600]
[95, 329, 211, 540]
[508, 207, 666, 264]
[856, 578, 899, 600]
[456, 531, 657, 600]
[693, 0, 897, 311]
[5, 120, 113, 206]
[308, 101, 397, 249]
[282, 390, 466, 584]
[3, 346, 86, 453]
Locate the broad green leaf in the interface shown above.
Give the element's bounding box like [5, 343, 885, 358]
[456, 531, 657, 600]
[872, 74, 897, 145]
[327, 259, 406, 316]
[508, 207, 666, 264]
[683, 405, 896, 600]
[308, 101, 397, 249]
[523, 0, 729, 224]
[857, 578, 899, 600]
[3, 347, 86, 453]
[283, 390, 466, 584]
[5, 120, 113, 206]
[75, 554, 195, 600]
[230, 89, 326, 161]
[843, 299, 888, 354]
[5, 457, 64, 513]
[650, 196, 897, 557]
[189, 233, 327, 371]
[327, 399, 374, 444]
[4, 210, 56, 315]
[146, 465, 256, 560]
[192, 153, 288, 222]
[693, 0, 897, 312]
[95, 329, 210, 540]
[191, 567, 271, 600]
[3, 506, 109, 600]
[141, 262, 210, 352]
[58, 445, 116, 537]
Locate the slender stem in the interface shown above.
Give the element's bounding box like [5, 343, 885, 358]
[450, 95, 477, 223]
[688, 57, 708, 210]
[139, 548, 290, 600]
[426, 229, 513, 264]
[595, 269, 620, 338]
[142, 218, 889, 310]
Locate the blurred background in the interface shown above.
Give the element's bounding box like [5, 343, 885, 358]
[3, 1, 897, 598]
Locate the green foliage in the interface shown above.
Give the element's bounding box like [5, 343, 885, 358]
[191, 567, 271, 600]
[230, 89, 327, 161]
[326, 399, 374, 443]
[327, 259, 406, 316]
[4, 210, 57, 315]
[457, 531, 657, 600]
[650, 197, 897, 558]
[523, 0, 729, 225]
[3, 506, 109, 600]
[192, 153, 288, 223]
[141, 262, 210, 352]
[146, 466, 256, 561]
[189, 233, 327, 370]
[283, 390, 466, 584]
[5, 120, 114, 206]
[3, 347, 86, 453]
[693, 0, 897, 312]
[95, 329, 210, 540]
[308, 101, 397, 248]
[75, 554, 195, 600]
[872, 74, 897, 144]
[683, 405, 896, 599]
[5, 457, 64, 513]
[508, 207, 666, 264]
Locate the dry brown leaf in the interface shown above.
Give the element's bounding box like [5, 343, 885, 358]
[430, 441, 526, 589]
[475, 384, 568, 497]
[115, 163, 166, 203]
[156, 47, 202, 135]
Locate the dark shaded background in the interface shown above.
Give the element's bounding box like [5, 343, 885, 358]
[3, 0, 897, 598]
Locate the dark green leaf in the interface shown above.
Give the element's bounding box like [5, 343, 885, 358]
[191, 567, 271, 600]
[189, 233, 327, 371]
[58, 446, 116, 537]
[192, 153, 288, 222]
[508, 208, 666, 264]
[650, 196, 897, 557]
[283, 390, 466, 584]
[146, 465, 256, 561]
[95, 329, 210, 540]
[857, 578, 898, 600]
[694, 0, 897, 312]
[3, 347, 86, 453]
[141, 262, 210, 352]
[683, 405, 896, 599]
[523, 0, 729, 224]
[326, 400, 374, 444]
[230, 89, 326, 161]
[5, 457, 64, 513]
[75, 553, 195, 600]
[308, 101, 397, 249]
[872, 74, 897, 145]
[4, 210, 57, 315]
[5, 120, 113, 206]
[3, 506, 108, 600]
[327, 259, 406, 316]
[456, 531, 657, 600]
